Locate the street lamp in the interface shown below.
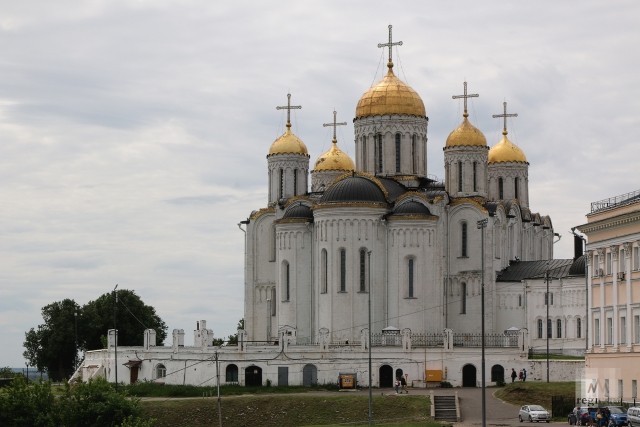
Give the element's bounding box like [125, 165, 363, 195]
[113, 284, 118, 389]
[477, 218, 488, 427]
[367, 250, 373, 426]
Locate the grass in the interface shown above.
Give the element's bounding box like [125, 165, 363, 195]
[529, 353, 585, 360]
[125, 381, 339, 397]
[495, 381, 578, 408]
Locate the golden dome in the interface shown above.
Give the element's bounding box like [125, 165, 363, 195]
[268, 125, 308, 156]
[355, 62, 426, 119]
[314, 141, 355, 171]
[488, 132, 527, 163]
[445, 115, 487, 147]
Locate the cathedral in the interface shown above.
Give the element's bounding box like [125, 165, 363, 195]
[76, 27, 588, 388]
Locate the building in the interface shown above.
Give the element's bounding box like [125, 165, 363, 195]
[74, 27, 587, 388]
[577, 189, 640, 401]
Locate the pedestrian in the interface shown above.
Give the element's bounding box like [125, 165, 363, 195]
[394, 377, 400, 394]
[522, 368, 527, 382]
[518, 370, 523, 381]
[511, 368, 517, 383]
[400, 375, 408, 393]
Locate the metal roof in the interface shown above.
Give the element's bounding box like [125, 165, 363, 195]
[496, 259, 575, 282]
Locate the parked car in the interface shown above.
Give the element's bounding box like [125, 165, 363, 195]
[520, 405, 551, 423]
[606, 406, 628, 427]
[627, 407, 640, 427]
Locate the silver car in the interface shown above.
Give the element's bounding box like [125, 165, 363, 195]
[520, 405, 551, 423]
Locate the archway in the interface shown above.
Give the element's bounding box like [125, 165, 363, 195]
[302, 364, 317, 386]
[491, 364, 505, 384]
[379, 365, 393, 388]
[462, 364, 477, 387]
[245, 365, 262, 387]
[225, 364, 238, 383]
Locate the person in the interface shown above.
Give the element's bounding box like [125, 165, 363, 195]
[522, 368, 527, 382]
[394, 377, 400, 394]
[511, 368, 517, 383]
[518, 370, 523, 381]
[400, 375, 408, 393]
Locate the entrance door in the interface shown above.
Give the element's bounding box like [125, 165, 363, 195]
[379, 365, 393, 388]
[245, 366, 263, 387]
[278, 366, 289, 386]
[130, 366, 139, 384]
[462, 364, 477, 387]
[302, 364, 317, 386]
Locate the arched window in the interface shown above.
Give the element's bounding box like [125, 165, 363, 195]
[473, 161, 477, 192]
[557, 319, 562, 338]
[156, 364, 166, 379]
[537, 319, 543, 338]
[408, 258, 415, 298]
[461, 222, 468, 257]
[225, 364, 239, 383]
[460, 282, 467, 314]
[498, 177, 504, 199]
[458, 161, 463, 192]
[320, 249, 328, 294]
[339, 249, 346, 292]
[547, 319, 552, 338]
[577, 317, 582, 338]
[395, 133, 401, 173]
[359, 248, 367, 292]
[514, 176, 519, 199]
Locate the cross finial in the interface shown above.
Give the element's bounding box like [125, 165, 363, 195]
[276, 93, 302, 129]
[323, 110, 347, 144]
[492, 101, 518, 135]
[377, 24, 403, 67]
[452, 81, 479, 118]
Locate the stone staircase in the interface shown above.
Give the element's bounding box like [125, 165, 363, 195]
[433, 395, 458, 422]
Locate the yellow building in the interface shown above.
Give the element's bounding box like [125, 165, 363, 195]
[576, 189, 640, 402]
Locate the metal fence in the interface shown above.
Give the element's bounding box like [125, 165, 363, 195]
[453, 333, 518, 348]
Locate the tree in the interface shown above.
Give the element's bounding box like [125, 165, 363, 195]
[226, 318, 245, 345]
[23, 299, 80, 381]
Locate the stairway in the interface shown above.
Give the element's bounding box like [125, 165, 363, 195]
[434, 395, 458, 422]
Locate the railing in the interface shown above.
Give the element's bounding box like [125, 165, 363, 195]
[411, 333, 445, 347]
[453, 333, 518, 348]
[591, 189, 640, 213]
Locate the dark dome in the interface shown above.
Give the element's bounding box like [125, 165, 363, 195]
[393, 201, 431, 215]
[283, 204, 313, 219]
[568, 254, 586, 276]
[321, 176, 386, 203]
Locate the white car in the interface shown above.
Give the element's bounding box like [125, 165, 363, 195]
[520, 405, 551, 423]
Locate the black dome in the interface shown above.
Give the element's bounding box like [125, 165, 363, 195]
[283, 204, 313, 219]
[321, 176, 386, 203]
[393, 201, 431, 215]
[568, 254, 586, 276]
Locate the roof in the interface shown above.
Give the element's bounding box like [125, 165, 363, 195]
[496, 259, 575, 282]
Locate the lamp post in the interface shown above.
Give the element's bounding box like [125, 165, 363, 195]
[477, 218, 488, 427]
[367, 249, 373, 426]
[545, 267, 550, 383]
[113, 284, 118, 389]
[74, 310, 78, 371]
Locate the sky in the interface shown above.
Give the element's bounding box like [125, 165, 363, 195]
[1, 0, 639, 368]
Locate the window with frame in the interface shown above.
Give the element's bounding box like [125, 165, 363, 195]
[498, 177, 504, 199]
[320, 249, 328, 294]
[271, 288, 276, 316]
[293, 168, 298, 196]
[606, 251, 612, 274]
[547, 318, 552, 338]
[407, 258, 415, 298]
[607, 317, 613, 345]
[279, 168, 284, 200]
[620, 316, 626, 344]
[225, 364, 239, 382]
[620, 248, 626, 273]
[593, 253, 599, 276]
[545, 292, 554, 306]
[282, 261, 290, 301]
[412, 135, 417, 174]
[557, 319, 562, 338]
[635, 315, 640, 344]
[395, 133, 401, 173]
[376, 134, 383, 173]
[461, 222, 468, 257]
[518, 295, 522, 307]
[362, 136, 367, 168]
[537, 319, 543, 339]
[359, 248, 367, 292]
[458, 161, 463, 192]
[577, 317, 582, 339]
[594, 318, 600, 345]
[473, 161, 477, 192]
[156, 364, 166, 379]
[634, 246, 639, 270]
[514, 177, 519, 199]
[460, 282, 467, 314]
[339, 249, 346, 292]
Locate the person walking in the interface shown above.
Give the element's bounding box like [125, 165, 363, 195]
[522, 368, 527, 382]
[400, 375, 408, 393]
[511, 368, 517, 383]
[394, 377, 400, 394]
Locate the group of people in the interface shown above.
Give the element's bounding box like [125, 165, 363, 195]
[510, 368, 527, 382]
[394, 375, 408, 394]
[574, 406, 610, 426]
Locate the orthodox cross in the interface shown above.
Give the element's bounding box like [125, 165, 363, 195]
[452, 81, 479, 117]
[492, 101, 518, 135]
[377, 24, 403, 65]
[323, 110, 347, 143]
[276, 93, 302, 128]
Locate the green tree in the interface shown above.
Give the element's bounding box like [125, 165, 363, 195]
[226, 318, 245, 345]
[23, 299, 80, 381]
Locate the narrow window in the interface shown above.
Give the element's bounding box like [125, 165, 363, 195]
[618, 380, 624, 400]
[635, 315, 640, 343]
[461, 222, 468, 257]
[321, 249, 328, 294]
[339, 249, 346, 292]
[606, 251, 612, 275]
[514, 177, 519, 199]
[460, 282, 466, 314]
[271, 288, 276, 316]
[377, 134, 383, 173]
[293, 169, 298, 196]
[458, 161, 463, 192]
[408, 258, 414, 298]
[498, 177, 504, 199]
[577, 318, 582, 339]
[557, 319, 562, 338]
[593, 253, 600, 276]
[620, 248, 626, 273]
[473, 161, 477, 192]
[412, 135, 417, 174]
[284, 262, 290, 301]
[634, 246, 639, 270]
[359, 249, 367, 292]
[279, 168, 284, 199]
[547, 319, 552, 338]
[518, 295, 522, 307]
[537, 319, 543, 338]
[633, 380, 638, 399]
[594, 318, 600, 345]
[362, 136, 367, 169]
[620, 316, 626, 344]
[395, 133, 401, 173]
[607, 317, 613, 344]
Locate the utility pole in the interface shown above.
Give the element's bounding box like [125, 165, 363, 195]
[113, 284, 118, 389]
[545, 268, 550, 383]
[215, 351, 222, 427]
[367, 250, 373, 426]
[477, 218, 488, 427]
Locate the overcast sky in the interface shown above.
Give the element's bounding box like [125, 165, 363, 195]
[1, 1, 638, 367]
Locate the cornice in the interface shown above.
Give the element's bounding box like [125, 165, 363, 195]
[576, 211, 640, 234]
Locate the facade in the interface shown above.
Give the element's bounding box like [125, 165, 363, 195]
[577, 190, 640, 401]
[74, 28, 588, 388]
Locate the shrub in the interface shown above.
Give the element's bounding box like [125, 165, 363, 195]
[440, 381, 453, 388]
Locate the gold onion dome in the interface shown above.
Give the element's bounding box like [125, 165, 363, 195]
[488, 132, 527, 163]
[445, 114, 487, 147]
[268, 125, 308, 156]
[355, 62, 426, 119]
[314, 141, 355, 171]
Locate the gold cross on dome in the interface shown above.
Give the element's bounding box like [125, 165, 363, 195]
[323, 111, 347, 143]
[492, 101, 518, 135]
[452, 81, 479, 117]
[377, 24, 403, 65]
[276, 93, 302, 128]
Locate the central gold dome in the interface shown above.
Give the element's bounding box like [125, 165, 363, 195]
[488, 132, 527, 163]
[445, 115, 487, 147]
[355, 62, 426, 119]
[314, 142, 355, 172]
[268, 126, 308, 157]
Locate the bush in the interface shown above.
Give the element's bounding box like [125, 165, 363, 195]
[440, 381, 453, 388]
